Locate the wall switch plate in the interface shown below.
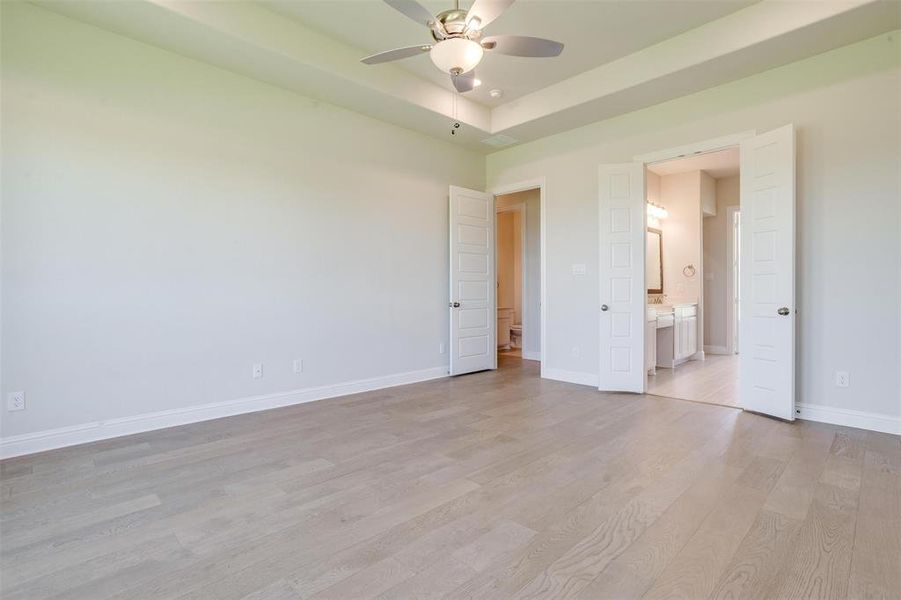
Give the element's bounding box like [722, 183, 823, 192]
[439, 342, 446, 354]
[292, 359, 303, 374]
[835, 371, 850, 387]
[252, 363, 263, 379]
[7, 391, 25, 412]
[571, 264, 587, 276]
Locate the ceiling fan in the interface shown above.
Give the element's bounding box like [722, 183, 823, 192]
[360, 0, 564, 93]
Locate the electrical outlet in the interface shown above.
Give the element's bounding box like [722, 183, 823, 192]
[439, 342, 446, 354]
[292, 359, 303, 374]
[571, 346, 581, 358]
[835, 371, 849, 388]
[7, 391, 25, 412]
[252, 363, 263, 379]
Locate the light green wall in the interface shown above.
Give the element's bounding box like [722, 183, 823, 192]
[487, 31, 901, 420]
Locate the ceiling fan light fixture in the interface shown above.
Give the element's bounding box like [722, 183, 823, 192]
[430, 38, 483, 74]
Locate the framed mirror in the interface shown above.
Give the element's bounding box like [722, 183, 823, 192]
[647, 227, 663, 294]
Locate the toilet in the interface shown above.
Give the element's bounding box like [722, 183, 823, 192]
[510, 324, 522, 348]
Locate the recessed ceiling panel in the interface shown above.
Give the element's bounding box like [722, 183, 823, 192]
[261, 0, 758, 106]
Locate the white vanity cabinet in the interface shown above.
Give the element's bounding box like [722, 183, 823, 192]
[653, 303, 698, 369]
[674, 305, 698, 361]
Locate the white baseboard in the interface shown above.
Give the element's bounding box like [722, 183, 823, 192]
[542, 368, 598, 387]
[704, 345, 731, 355]
[522, 351, 541, 361]
[797, 403, 901, 435]
[0, 366, 449, 459]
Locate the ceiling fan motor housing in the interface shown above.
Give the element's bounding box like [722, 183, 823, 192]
[431, 9, 474, 40]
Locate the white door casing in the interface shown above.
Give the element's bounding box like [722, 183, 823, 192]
[598, 163, 646, 393]
[449, 186, 495, 376]
[739, 124, 796, 420]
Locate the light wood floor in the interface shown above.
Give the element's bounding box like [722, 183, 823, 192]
[2, 356, 899, 600]
[648, 353, 740, 407]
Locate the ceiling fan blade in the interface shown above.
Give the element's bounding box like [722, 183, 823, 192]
[451, 70, 476, 93]
[481, 35, 563, 57]
[383, 0, 435, 27]
[465, 0, 515, 30]
[361, 45, 431, 65]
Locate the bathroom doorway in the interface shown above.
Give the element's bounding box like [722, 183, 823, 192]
[495, 186, 542, 364]
[599, 125, 795, 420]
[643, 148, 742, 408]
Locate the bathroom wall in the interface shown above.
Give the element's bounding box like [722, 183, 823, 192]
[700, 172, 717, 216]
[703, 176, 741, 351]
[659, 172, 703, 304]
[497, 190, 541, 359]
[496, 210, 520, 322]
[647, 170, 661, 207]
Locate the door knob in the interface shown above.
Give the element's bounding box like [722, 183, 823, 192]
[777, 307, 790, 316]
[601, 304, 609, 311]
[450, 301, 461, 308]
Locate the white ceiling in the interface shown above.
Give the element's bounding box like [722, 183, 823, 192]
[262, 0, 757, 107]
[35, 0, 901, 152]
[649, 148, 740, 179]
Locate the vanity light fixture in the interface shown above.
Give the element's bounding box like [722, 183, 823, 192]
[646, 202, 668, 227]
[646, 202, 669, 219]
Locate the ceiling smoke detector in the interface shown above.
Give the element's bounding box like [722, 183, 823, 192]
[489, 88, 503, 99]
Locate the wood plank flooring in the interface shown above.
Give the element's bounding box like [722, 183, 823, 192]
[1, 356, 898, 600]
[648, 353, 740, 407]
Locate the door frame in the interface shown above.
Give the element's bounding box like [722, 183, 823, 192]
[632, 131, 756, 406]
[490, 178, 546, 376]
[496, 201, 525, 355]
[726, 205, 741, 355]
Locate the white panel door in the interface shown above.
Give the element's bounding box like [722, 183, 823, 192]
[598, 163, 646, 392]
[739, 125, 796, 420]
[449, 186, 495, 376]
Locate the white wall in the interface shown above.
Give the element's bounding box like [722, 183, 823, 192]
[497, 190, 541, 359]
[0, 4, 485, 444]
[704, 176, 741, 350]
[488, 31, 901, 428]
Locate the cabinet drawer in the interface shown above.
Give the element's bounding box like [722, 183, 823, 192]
[675, 306, 697, 318]
[656, 314, 674, 328]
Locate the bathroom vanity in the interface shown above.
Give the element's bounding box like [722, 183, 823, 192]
[646, 302, 699, 373]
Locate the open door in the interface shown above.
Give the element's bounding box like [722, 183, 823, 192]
[449, 186, 495, 376]
[739, 125, 796, 420]
[598, 163, 646, 392]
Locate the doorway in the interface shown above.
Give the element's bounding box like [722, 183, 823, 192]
[597, 125, 796, 422]
[448, 180, 545, 377]
[495, 187, 542, 364]
[643, 148, 741, 408]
